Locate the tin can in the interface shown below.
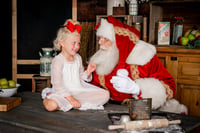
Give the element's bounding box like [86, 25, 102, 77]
[157, 22, 170, 45]
[129, 98, 152, 120]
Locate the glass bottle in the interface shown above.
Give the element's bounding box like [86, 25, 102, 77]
[172, 17, 183, 45]
[129, 0, 138, 15]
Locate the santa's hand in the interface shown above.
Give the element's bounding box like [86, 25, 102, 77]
[110, 75, 140, 95]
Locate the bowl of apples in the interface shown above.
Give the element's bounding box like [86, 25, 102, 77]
[0, 78, 20, 97]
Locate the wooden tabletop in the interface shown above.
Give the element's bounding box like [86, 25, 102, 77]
[0, 92, 127, 133]
[0, 92, 200, 133]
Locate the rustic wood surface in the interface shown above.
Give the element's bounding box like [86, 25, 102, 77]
[0, 92, 200, 133]
[0, 97, 21, 112]
[156, 47, 200, 116]
[0, 92, 127, 133]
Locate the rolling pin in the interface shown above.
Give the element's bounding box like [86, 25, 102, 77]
[108, 119, 181, 131]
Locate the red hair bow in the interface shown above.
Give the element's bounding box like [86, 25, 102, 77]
[66, 21, 81, 33]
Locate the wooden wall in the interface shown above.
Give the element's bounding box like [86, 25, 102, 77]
[77, 0, 107, 22]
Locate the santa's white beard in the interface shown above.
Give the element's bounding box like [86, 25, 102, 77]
[90, 44, 119, 75]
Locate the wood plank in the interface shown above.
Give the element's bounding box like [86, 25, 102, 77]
[156, 46, 200, 55]
[166, 56, 178, 86]
[12, 0, 17, 82]
[0, 97, 21, 112]
[189, 88, 200, 116]
[16, 74, 34, 79]
[0, 92, 126, 133]
[72, 0, 77, 20]
[0, 92, 199, 133]
[17, 60, 40, 65]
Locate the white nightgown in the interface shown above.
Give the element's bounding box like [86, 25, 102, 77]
[42, 53, 110, 112]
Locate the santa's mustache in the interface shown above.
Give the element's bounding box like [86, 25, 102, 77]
[99, 46, 108, 50]
[89, 44, 119, 75]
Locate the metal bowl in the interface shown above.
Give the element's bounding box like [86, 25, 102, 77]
[108, 113, 129, 125]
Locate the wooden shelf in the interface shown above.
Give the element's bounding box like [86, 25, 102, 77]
[149, 0, 200, 44]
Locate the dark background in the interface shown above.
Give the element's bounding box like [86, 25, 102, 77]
[0, 1, 12, 80]
[0, 0, 72, 91]
[17, 0, 72, 59]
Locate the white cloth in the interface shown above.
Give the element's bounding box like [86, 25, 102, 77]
[42, 54, 109, 112]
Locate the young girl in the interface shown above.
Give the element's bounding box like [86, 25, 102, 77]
[41, 19, 109, 112]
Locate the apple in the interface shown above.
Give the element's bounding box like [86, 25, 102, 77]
[8, 80, 16, 88]
[181, 37, 189, 46]
[188, 33, 196, 41]
[0, 78, 8, 86]
[196, 36, 200, 40]
[1, 85, 9, 89]
[178, 36, 182, 45]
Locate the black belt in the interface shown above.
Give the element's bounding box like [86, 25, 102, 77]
[108, 100, 122, 105]
[108, 99, 131, 105]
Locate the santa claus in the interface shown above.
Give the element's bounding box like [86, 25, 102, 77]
[88, 16, 187, 113]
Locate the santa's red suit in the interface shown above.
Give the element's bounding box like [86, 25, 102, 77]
[91, 16, 176, 110]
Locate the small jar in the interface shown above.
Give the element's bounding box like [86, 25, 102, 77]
[129, 0, 138, 15]
[39, 48, 54, 76]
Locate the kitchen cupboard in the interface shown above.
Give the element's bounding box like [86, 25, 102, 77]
[156, 46, 200, 116]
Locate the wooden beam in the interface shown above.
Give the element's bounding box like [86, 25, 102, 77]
[17, 60, 40, 65]
[17, 74, 35, 79]
[12, 0, 17, 82]
[72, 0, 77, 20]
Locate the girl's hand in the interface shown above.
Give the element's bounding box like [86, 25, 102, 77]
[65, 96, 81, 108]
[86, 62, 96, 76]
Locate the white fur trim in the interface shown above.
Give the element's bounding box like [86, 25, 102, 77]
[135, 78, 167, 109]
[159, 99, 188, 114]
[96, 18, 115, 42]
[126, 40, 156, 65]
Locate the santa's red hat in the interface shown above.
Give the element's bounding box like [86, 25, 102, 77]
[96, 16, 140, 68]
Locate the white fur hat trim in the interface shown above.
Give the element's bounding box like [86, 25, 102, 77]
[126, 40, 156, 65]
[96, 18, 115, 42]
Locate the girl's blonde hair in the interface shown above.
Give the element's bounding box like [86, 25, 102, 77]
[53, 19, 81, 51]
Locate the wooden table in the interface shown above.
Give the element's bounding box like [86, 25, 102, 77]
[0, 92, 200, 133]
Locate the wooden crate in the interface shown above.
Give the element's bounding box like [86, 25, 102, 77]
[113, 7, 126, 15]
[149, 0, 200, 45]
[32, 75, 51, 93]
